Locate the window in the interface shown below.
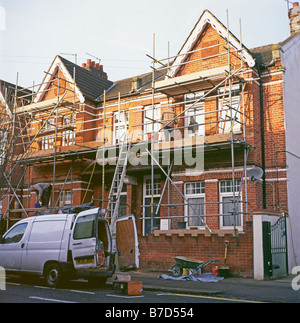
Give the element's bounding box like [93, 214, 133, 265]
[42, 119, 55, 150]
[73, 214, 96, 240]
[2, 223, 28, 244]
[143, 105, 161, 141]
[220, 179, 242, 228]
[62, 114, 76, 146]
[218, 85, 241, 134]
[143, 176, 161, 235]
[185, 182, 205, 227]
[145, 177, 161, 196]
[113, 111, 129, 145]
[185, 92, 205, 137]
[60, 190, 73, 207]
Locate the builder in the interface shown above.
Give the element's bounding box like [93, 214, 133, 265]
[161, 108, 178, 141]
[30, 183, 52, 207]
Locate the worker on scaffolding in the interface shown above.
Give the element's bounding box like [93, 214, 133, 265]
[30, 183, 52, 207]
[161, 108, 178, 141]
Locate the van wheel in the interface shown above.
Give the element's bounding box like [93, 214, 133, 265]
[45, 263, 62, 288]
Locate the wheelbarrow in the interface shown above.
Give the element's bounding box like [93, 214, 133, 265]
[169, 256, 219, 277]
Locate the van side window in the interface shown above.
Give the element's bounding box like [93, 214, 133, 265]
[73, 215, 96, 240]
[2, 223, 28, 244]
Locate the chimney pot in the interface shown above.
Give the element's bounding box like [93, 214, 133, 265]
[82, 63, 87, 68]
[289, 3, 300, 34]
[90, 61, 95, 67]
[87, 59, 92, 66]
[95, 63, 100, 70]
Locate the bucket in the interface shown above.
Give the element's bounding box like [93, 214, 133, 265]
[212, 266, 218, 277]
[34, 203, 41, 208]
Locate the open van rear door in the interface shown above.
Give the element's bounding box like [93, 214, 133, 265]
[70, 210, 98, 269]
[116, 215, 139, 270]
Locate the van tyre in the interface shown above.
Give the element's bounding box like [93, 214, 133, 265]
[45, 263, 62, 288]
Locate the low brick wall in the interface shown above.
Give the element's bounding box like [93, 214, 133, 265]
[138, 222, 254, 277]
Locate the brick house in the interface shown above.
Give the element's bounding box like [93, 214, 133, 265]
[1, 7, 300, 279]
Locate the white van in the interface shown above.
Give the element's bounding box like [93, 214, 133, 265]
[0, 208, 139, 288]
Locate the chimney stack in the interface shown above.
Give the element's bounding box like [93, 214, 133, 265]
[82, 59, 108, 80]
[131, 77, 142, 92]
[289, 2, 300, 35]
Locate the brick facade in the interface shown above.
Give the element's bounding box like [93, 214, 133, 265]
[1, 9, 293, 278]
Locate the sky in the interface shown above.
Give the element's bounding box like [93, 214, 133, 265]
[0, 0, 292, 88]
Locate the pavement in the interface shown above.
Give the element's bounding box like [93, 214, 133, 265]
[107, 270, 300, 303]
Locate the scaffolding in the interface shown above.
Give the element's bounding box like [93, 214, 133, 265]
[0, 63, 95, 229]
[0, 13, 257, 236]
[136, 14, 255, 235]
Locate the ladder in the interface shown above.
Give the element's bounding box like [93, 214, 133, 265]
[107, 134, 133, 232]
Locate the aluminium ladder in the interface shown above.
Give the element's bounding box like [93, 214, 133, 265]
[107, 134, 133, 235]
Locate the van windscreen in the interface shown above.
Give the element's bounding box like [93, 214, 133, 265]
[73, 214, 96, 240]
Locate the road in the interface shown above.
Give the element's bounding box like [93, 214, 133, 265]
[0, 274, 261, 305]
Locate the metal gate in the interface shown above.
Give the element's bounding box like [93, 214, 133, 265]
[263, 215, 288, 279]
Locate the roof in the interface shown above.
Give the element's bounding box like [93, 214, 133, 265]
[250, 44, 275, 68]
[58, 56, 114, 102]
[168, 10, 255, 77]
[0, 79, 33, 118]
[102, 70, 164, 101]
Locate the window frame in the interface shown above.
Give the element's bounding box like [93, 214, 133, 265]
[62, 114, 76, 147]
[143, 105, 161, 141]
[113, 110, 129, 145]
[184, 181, 206, 229]
[143, 175, 161, 236]
[218, 84, 241, 134]
[184, 91, 205, 137]
[219, 179, 243, 230]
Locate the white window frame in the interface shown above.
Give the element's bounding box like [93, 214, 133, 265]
[184, 181, 206, 228]
[42, 119, 55, 150]
[62, 114, 76, 146]
[113, 110, 129, 145]
[219, 179, 243, 230]
[218, 84, 241, 134]
[60, 190, 73, 207]
[185, 91, 205, 137]
[143, 175, 161, 235]
[143, 105, 161, 141]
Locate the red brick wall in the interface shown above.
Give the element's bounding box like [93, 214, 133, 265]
[138, 221, 254, 277]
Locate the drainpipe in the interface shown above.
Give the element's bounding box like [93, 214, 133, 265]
[258, 66, 267, 209]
